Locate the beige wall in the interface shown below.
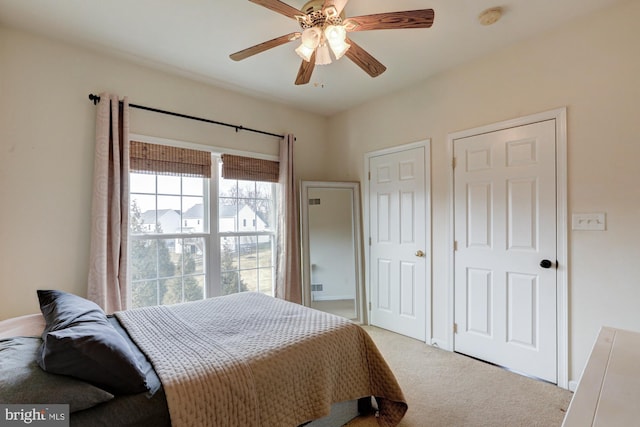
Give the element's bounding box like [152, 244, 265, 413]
[326, 0, 640, 383]
[0, 26, 328, 319]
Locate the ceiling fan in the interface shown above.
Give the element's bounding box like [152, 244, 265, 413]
[230, 0, 435, 85]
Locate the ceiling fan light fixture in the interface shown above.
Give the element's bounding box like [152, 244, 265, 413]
[296, 27, 322, 62]
[315, 44, 332, 65]
[300, 27, 322, 49]
[295, 14, 311, 26]
[324, 24, 346, 43]
[329, 39, 350, 60]
[324, 5, 338, 18]
[324, 24, 350, 60]
[295, 43, 315, 62]
[330, 41, 350, 60]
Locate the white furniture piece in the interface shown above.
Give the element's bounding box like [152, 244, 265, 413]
[562, 327, 640, 426]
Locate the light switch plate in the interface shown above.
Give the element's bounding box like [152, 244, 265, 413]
[572, 212, 606, 231]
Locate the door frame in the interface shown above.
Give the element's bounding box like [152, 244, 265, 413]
[446, 108, 568, 389]
[363, 139, 431, 342]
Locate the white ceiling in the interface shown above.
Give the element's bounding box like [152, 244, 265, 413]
[0, 0, 623, 116]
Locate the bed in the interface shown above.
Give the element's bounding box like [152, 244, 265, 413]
[0, 290, 407, 426]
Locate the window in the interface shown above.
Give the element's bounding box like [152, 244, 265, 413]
[128, 141, 277, 308]
[218, 170, 276, 296]
[129, 173, 208, 308]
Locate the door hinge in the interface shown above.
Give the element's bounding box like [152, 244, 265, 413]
[368, 171, 371, 180]
[369, 301, 372, 311]
[453, 323, 458, 334]
[454, 241, 458, 251]
[369, 237, 372, 246]
[452, 157, 456, 169]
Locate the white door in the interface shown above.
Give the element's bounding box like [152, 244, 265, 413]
[453, 120, 557, 383]
[368, 144, 429, 341]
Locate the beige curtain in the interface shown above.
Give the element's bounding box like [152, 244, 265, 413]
[275, 134, 302, 304]
[87, 93, 130, 313]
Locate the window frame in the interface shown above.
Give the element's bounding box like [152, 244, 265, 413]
[128, 134, 278, 305]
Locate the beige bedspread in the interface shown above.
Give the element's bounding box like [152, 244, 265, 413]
[115, 292, 406, 427]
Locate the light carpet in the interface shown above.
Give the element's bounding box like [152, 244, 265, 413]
[345, 326, 572, 427]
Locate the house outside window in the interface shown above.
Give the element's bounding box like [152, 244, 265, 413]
[128, 141, 276, 308]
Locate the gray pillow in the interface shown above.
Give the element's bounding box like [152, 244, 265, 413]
[0, 336, 114, 412]
[37, 290, 149, 395]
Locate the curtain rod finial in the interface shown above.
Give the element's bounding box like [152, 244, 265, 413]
[89, 94, 101, 105]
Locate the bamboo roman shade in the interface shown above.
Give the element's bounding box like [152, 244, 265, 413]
[130, 140, 211, 178]
[221, 154, 279, 183]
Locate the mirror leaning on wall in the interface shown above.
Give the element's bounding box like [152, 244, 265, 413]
[300, 181, 364, 323]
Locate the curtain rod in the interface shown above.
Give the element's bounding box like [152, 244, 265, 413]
[88, 94, 284, 139]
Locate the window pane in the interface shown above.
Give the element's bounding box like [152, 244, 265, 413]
[184, 275, 205, 301]
[129, 153, 211, 309]
[256, 181, 271, 197]
[219, 201, 238, 232]
[258, 268, 274, 295]
[221, 271, 247, 295]
[218, 169, 275, 297]
[161, 279, 183, 306]
[156, 196, 181, 233]
[157, 195, 180, 211]
[239, 201, 256, 232]
[219, 178, 237, 198]
[130, 237, 207, 308]
[182, 197, 204, 233]
[131, 195, 157, 234]
[162, 276, 204, 305]
[238, 180, 255, 197]
[221, 272, 234, 295]
[221, 237, 239, 271]
[240, 269, 258, 293]
[157, 175, 181, 195]
[181, 238, 205, 275]
[183, 176, 204, 196]
[158, 239, 178, 279]
[258, 236, 273, 268]
[131, 239, 157, 281]
[239, 238, 258, 269]
[255, 200, 272, 231]
[130, 173, 156, 194]
[131, 280, 161, 308]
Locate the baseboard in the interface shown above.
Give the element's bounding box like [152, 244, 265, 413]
[312, 295, 355, 302]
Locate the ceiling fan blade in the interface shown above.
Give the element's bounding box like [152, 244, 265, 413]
[323, 0, 349, 15]
[344, 9, 435, 32]
[249, 0, 302, 19]
[230, 33, 301, 61]
[344, 38, 386, 78]
[295, 52, 316, 85]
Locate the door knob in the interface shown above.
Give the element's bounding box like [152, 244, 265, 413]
[540, 259, 554, 269]
[415, 250, 425, 258]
